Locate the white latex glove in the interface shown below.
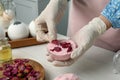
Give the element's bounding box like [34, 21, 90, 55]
[35, 0, 67, 42]
[47, 17, 107, 67]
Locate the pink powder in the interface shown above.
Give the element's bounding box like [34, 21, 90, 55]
[54, 73, 80, 80]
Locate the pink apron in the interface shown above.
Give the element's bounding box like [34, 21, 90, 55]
[67, 0, 120, 52]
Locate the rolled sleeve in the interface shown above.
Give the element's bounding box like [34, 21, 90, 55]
[101, 0, 120, 28]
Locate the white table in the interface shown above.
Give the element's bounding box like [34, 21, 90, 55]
[12, 34, 120, 80]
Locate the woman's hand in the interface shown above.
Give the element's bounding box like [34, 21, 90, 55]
[46, 17, 108, 67]
[35, 0, 67, 42]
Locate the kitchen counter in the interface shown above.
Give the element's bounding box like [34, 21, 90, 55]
[12, 34, 120, 80]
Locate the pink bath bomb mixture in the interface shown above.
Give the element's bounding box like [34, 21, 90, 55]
[54, 73, 80, 80]
[47, 39, 77, 61]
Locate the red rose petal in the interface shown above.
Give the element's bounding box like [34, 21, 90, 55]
[51, 40, 60, 45]
[67, 46, 73, 52]
[1, 59, 41, 79]
[60, 42, 71, 48]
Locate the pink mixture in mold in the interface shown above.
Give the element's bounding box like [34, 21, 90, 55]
[54, 73, 80, 80]
[47, 39, 77, 61]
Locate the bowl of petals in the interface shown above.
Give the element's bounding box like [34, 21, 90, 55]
[0, 58, 45, 80]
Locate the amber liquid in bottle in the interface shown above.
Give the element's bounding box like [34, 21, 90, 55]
[0, 38, 12, 63]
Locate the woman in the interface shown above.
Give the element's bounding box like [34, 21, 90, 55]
[68, 0, 120, 52]
[35, 0, 120, 66]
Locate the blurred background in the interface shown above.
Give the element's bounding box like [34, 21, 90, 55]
[14, 0, 70, 36]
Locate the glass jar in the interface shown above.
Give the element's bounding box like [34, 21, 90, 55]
[0, 38, 12, 63]
[113, 50, 120, 74]
[2, 0, 16, 29]
[3, 0, 16, 18]
[0, 0, 4, 16]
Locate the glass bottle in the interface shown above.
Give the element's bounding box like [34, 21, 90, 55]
[0, 0, 4, 16]
[2, 0, 16, 29]
[113, 50, 120, 74]
[3, 0, 16, 18]
[0, 38, 12, 63]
